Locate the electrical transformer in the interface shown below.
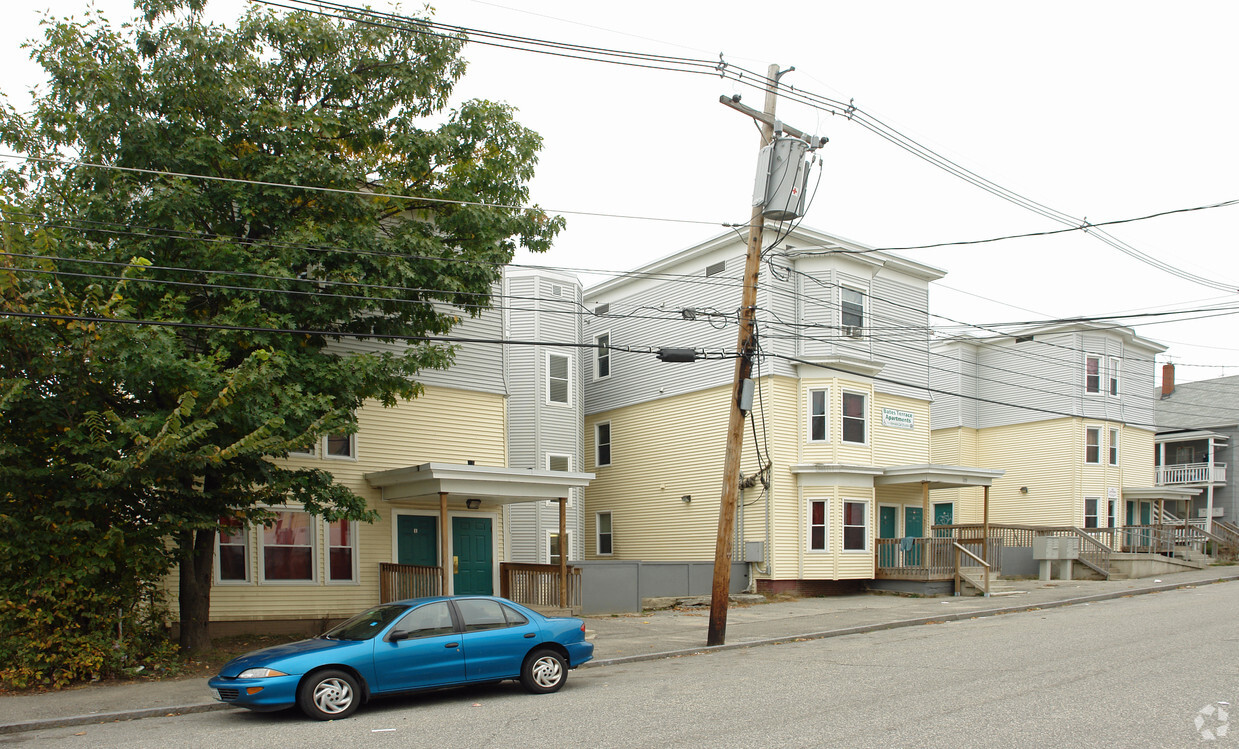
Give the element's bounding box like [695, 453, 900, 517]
[752, 136, 810, 221]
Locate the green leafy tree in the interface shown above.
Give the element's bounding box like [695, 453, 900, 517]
[0, 0, 561, 662]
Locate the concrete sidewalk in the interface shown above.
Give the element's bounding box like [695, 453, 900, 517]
[2, 567, 1235, 734]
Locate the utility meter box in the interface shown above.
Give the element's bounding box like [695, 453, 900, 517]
[743, 541, 765, 563]
[752, 136, 810, 221]
[1033, 536, 1080, 560]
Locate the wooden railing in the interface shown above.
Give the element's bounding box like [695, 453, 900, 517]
[1156, 462, 1227, 485]
[500, 562, 581, 609]
[874, 537, 999, 580]
[954, 542, 991, 597]
[379, 562, 442, 603]
[1165, 522, 1237, 560]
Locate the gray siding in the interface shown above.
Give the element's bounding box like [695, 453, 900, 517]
[503, 269, 586, 562]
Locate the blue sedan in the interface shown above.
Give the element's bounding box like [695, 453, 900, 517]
[207, 596, 594, 720]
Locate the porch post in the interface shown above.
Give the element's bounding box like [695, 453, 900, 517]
[921, 481, 929, 537]
[982, 485, 990, 563]
[439, 491, 450, 595]
[558, 496, 568, 609]
[1206, 436, 1216, 534]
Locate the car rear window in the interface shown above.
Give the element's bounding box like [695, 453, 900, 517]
[457, 599, 528, 631]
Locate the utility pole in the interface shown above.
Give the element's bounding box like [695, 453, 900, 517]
[706, 64, 781, 647]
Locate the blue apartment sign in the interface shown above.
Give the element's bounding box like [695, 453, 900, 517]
[881, 408, 915, 430]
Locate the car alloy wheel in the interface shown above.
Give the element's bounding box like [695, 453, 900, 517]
[298, 669, 361, 720]
[520, 649, 566, 694]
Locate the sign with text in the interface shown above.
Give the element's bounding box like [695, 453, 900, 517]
[881, 408, 915, 430]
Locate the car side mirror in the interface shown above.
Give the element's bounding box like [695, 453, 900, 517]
[388, 629, 410, 642]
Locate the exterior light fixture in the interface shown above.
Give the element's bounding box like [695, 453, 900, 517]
[466, 499, 481, 510]
[1019, 487, 1029, 494]
[681, 495, 692, 503]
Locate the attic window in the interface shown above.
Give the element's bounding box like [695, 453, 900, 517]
[595, 303, 610, 315]
[705, 261, 726, 277]
[550, 284, 563, 297]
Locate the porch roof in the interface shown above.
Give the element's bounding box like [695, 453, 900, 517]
[1155, 429, 1230, 445]
[873, 464, 1005, 490]
[364, 462, 594, 505]
[1122, 485, 1200, 501]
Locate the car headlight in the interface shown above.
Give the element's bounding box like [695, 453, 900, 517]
[236, 667, 289, 679]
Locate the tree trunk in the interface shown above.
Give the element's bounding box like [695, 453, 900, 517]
[178, 528, 216, 653]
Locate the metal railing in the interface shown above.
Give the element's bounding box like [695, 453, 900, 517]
[1156, 462, 1227, 485]
[954, 542, 991, 597]
[378, 562, 442, 603]
[500, 562, 581, 609]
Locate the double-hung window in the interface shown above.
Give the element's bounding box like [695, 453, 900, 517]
[547, 352, 571, 405]
[595, 422, 612, 467]
[842, 392, 867, 444]
[808, 388, 829, 442]
[1084, 497, 1100, 529]
[218, 517, 249, 582]
[808, 500, 828, 551]
[548, 532, 570, 566]
[1085, 427, 1101, 464]
[595, 333, 611, 379]
[596, 512, 613, 555]
[841, 287, 865, 329]
[1108, 357, 1120, 396]
[325, 432, 355, 460]
[262, 510, 314, 582]
[843, 501, 868, 551]
[1085, 356, 1101, 394]
[1109, 428, 1119, 466]
[327, 519, 356, 582]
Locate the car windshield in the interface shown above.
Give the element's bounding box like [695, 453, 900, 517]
[321, 604, 408, 641]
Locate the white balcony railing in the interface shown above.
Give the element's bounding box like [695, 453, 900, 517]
[1156, 462, 1227, 485]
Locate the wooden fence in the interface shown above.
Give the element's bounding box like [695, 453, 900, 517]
[500, 562, 582, 609]
[378, 562, 441, 603]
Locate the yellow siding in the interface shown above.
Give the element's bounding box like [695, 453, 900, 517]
[940, 417, 1155, 527]
[190, 385, 508, 623]
[584, 383, 761, 561]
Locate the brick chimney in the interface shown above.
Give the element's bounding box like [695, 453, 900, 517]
[1161, 362, 1175, 398]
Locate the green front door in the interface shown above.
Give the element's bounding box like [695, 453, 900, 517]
[933, 502, 954, 538]
[397, 514, 438, 567]
[904, 507, 924, 566]
[879, 506, 897, 567]
[452, 516, 493, 595]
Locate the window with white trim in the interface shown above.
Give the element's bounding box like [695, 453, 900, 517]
[595, 332, 611, 379]
[1107, 499, 1118, 529]
[595, 422, 611, 467]
[843, 501, 868, 551]
[262, 510, 315, 582]
[808, 388, 829, 442]
[1085, 427, 1101, 464]
[1085, 356, 1101, 394]
[841, 287, 865, 329]
[1109, 428, 1119, 466]
[808, 499, 828, 551]
[1108, 357, 1120, 396]
[842, 391, 867, 445]
[327, 519, 356, 582]
[288, 442, 316, 458]
[596, 512, 613, 556]
[325, 432, 355, 460]
[545, 454, 573, 508]
[548, 531, 571, 566]
[1084, 497, 1100, 529]
[217, 517, 249, 582]
[547, 352, 571, 405]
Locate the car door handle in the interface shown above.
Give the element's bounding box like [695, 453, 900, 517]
[445, 643, 459, 649]
[524, 633, 535, 638]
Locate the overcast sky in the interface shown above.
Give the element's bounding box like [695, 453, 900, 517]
[3, 1, 1237, 383]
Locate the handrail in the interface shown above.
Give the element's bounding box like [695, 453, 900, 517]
[953, 542, 990, 597]
[1170, 522, 1237, 559]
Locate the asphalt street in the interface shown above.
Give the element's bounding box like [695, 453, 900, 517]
[6, 581, 1235, 748]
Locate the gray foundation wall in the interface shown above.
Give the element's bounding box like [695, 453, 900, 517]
[577, 561, 749, 615]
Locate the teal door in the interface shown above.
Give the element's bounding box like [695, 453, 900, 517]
[933, 502, 954, 538]
[879, 506, 897, 567]
[452, 517, 493, 595]
[397, 515, 438, 567]
[1139, 502, 1152, 549]
[1125, 501, 1136, 550]
[904, 507, 924, 566]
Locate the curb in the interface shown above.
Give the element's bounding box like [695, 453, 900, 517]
[580, 572, 1239, 669]
[0, 701, 235, 735]
[4, 573, 1235, 735]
